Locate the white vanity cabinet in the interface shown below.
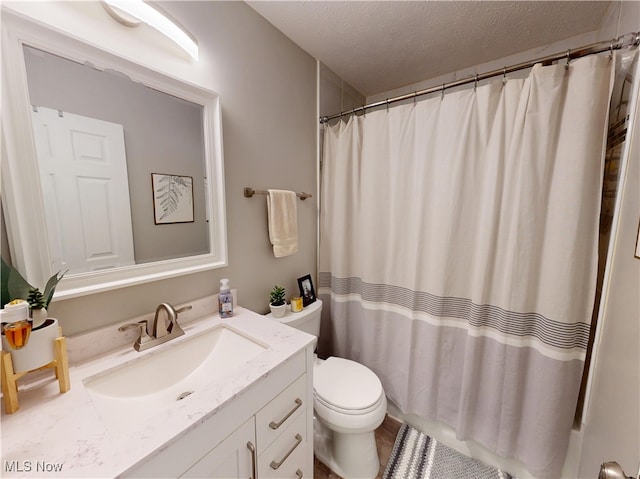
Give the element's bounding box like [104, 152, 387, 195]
[124, 348, 313, 479]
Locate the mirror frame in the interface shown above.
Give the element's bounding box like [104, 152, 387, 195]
[1, 12, 228, 300]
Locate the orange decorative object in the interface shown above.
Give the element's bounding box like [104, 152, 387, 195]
[2, 320, 32, 349]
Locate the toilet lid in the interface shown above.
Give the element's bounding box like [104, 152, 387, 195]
[314, 357, 383, 411]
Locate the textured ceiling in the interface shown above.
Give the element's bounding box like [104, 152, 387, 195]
[247, 1, 611, 96]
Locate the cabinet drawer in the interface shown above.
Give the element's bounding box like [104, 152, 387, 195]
[258, 413, 307, 479]
[256, 373, 307, 450]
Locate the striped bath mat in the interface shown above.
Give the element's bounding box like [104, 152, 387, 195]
[383, 424, 517, 479]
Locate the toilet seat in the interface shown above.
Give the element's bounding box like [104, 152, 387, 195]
[314, 357, 383, 414]
[315, 389, 385, 415]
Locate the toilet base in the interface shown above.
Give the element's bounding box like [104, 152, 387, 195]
[313, 417, 380, 479]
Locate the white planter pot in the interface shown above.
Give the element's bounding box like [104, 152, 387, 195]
[2, 318, 59, 373]
[269, 303, 288, 318]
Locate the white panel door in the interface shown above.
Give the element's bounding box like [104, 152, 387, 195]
[31, 107, 135, 274]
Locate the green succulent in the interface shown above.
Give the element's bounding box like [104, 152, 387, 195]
[27, 288, 46, 310]
[269, 285, 286, 306]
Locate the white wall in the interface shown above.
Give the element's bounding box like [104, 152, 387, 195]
[2, 1, 317, 335]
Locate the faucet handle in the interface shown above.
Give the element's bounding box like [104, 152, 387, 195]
[118, 320, 153, 351]
[176, 305, 192, 315]
[118, 320, 146, 334]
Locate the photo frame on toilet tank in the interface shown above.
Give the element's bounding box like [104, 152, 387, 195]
[297, 274, 316, 306]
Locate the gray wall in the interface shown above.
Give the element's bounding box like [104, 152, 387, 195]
[23, 46, 208, 264]
[319, 63, 365, 119]
[19, 1, 318, 335]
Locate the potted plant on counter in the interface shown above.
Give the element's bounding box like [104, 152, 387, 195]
[1, 258, 66, 329]
[269, 285, 287, 318]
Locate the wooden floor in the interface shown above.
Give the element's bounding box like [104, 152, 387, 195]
[313, 414, 402, 479]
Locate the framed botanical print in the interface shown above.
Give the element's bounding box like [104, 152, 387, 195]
[152, 173, 194, 224]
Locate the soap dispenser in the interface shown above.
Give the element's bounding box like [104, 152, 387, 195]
[218, 278, 233, 318]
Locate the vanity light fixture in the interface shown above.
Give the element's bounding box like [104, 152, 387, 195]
[102, 0, 199, 61]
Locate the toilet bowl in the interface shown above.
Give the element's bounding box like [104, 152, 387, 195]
[313, 356, 387, 478]
[266, 299, 386, 479]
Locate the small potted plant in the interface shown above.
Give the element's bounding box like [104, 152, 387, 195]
[1, 259, 67, 374]
[269, 285, 287, 318]
[1, 258, 66, 329]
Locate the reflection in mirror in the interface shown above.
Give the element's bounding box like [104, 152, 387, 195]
[25, 46, 209, 274]
[1, 14, 227, 299]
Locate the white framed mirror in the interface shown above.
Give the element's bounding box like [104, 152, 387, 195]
[1, 12, 227, 300]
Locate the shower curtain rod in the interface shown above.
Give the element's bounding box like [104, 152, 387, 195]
[320, 31, 640, 124]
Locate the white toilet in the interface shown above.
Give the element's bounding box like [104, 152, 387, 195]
[267, 299, 387, 479]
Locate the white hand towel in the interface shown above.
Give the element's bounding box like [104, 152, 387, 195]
[267, 189, 298, 257]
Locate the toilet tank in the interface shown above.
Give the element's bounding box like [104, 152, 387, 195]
[266, 299, 323, 338]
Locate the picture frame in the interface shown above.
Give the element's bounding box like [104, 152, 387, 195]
[152, 173, 194, 225]
[297, 274, 316, 306]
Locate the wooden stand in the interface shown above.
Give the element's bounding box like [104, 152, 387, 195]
[1, 329, 70, 414]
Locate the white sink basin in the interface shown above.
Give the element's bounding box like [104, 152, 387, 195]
[84, 325, 267, 433]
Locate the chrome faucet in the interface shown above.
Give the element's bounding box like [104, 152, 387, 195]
[118, 303, 192, 352]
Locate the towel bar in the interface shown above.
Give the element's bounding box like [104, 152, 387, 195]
[244, 187, 312, 200]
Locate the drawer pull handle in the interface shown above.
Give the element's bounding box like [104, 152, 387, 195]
[269, 398, 302, 430]
[247, 441, 257, 479]
[296, 469, 303, 478]
[270, 433, 302, 470]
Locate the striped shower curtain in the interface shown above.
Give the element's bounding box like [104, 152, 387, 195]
[318, 56, 614, 478]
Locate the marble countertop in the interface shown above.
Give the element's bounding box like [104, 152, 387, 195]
[1, 304, 314, 478]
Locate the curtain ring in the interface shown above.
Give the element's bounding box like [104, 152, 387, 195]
[386, 98, 389, 112]
[503, 66, 507, 84]
[609, 41, 614, 60]
[565, 50, 571, 70]
[441, 83, 445, 100]
[474, 73, 478, 92]
[413, 91, 418, 105]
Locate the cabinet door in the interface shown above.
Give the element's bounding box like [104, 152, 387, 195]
[181, 417, 256, 479]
